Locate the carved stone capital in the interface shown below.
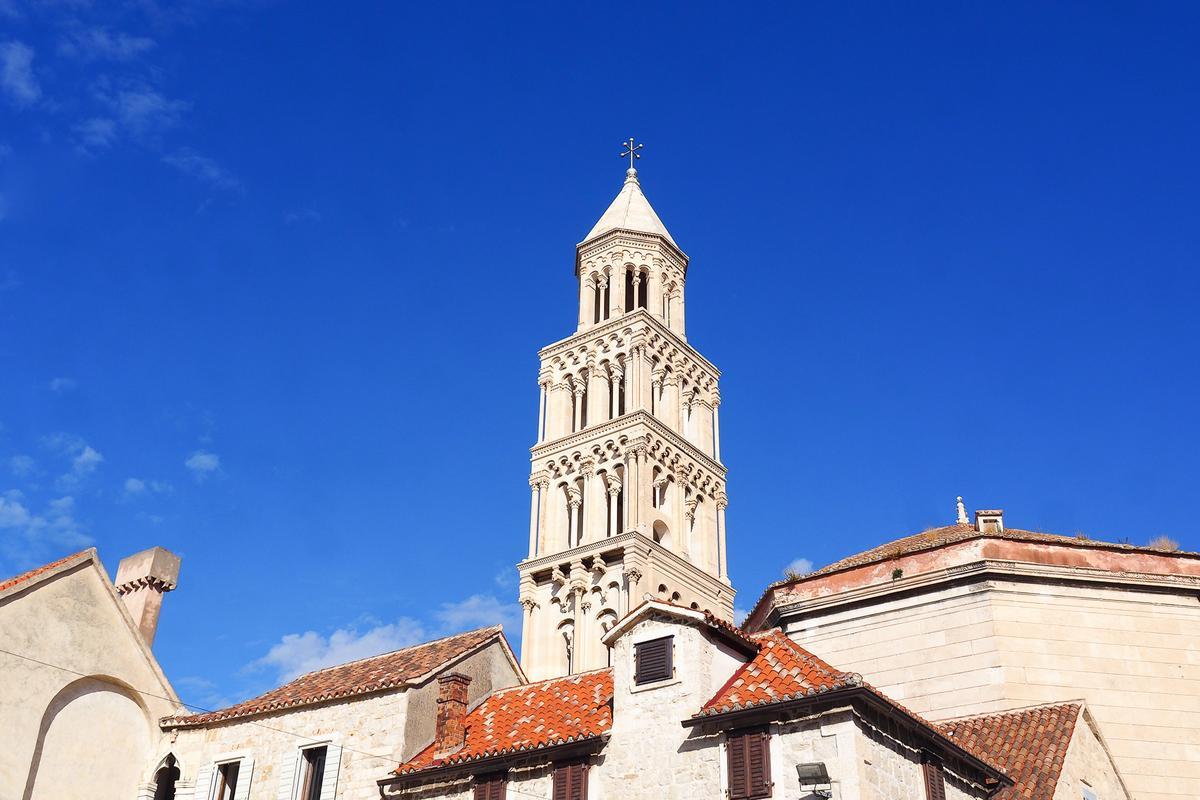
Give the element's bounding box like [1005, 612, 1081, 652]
[606, 483, 623, 497]
[626, 567, 643, 584]
[529, 471, 549, 491]
[520, 596, 538, 612]
[579, 458, 596, 476]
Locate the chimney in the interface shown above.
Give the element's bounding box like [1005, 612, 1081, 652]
[433, 672, 471, 759]
[114, 546, 181, 647]
[974, 509, 1005, 533]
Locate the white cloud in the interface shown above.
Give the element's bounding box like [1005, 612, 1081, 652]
[734, 607, 752, 626]
[251, 618, 428, 682]
[0, 41, 40, 107]
[184, 449, 220, 480]
[123, 476, 171, 498]
[0, 492, 32, 528]
[163, 148, 242, 192]
[0, 491, 91, 566]
[49, 377, 77, 392]
[434, 594, 521, 635]
[73, 117, 117, 151]
[173, 675, 233, 712]
[109, 86, 186, 135]
[784, 557, 813, 576]
[9, 454, 34, 477]
[42, 433, 104, 488]
[124, 477, 146, 494]
[58, 27, 155, 62]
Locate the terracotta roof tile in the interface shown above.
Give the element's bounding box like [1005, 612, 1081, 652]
[939, 703, 1083, 800]
[396, 668, 613, 775]
[697, 630, 862, 716]
[0, 549, 92, 595]
[163, 626, 504, 728]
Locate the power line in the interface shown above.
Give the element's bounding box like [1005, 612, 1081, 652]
[1, 646, 556, 799]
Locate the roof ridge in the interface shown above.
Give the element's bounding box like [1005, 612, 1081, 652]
[491, 667, 613, 696]
[288, 625, 501, 681]
[937, 699, 1085, 724]
[0, 548, 96, 594]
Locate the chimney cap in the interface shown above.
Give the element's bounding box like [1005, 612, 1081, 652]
[115, 546, 181, 594]
[974, 509, 1005, 532]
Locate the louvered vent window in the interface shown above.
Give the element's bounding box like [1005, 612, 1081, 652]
[922, 757, 947, 800]
[634, 636, 673, 685]
[473, 772, 507, 800]
[552, 761, 588, 800]
[726, 728, 772, 799]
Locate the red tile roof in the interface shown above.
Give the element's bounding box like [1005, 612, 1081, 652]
[0, 549, 92, 595]
[939, 702, 1083, 800]
[697, 630, 863, 716]
[396, 668, 613, 775]
[163, 626, 506, 728]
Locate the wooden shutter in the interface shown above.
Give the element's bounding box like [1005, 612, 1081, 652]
[474, 773, 506, 800]
[923, 758, 946, 800]
[232, 757, 255, 800]
[194, 764, 214, 800]
[318, 745, 341, 800]
[276, 751, 298, 800]
[634, 636, 673, 684]
[552, 762, 587, 800]
[728, 729, 772, 799]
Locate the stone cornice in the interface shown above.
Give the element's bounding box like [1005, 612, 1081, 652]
[575, 228, 688, 273]
[537, 309, 719, 378]
[517, 530, 731, 595]
[769, 557, 1200, 626]
[530, 409, 725, 477]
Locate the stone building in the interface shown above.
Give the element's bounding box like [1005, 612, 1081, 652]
[0, 546, 184, 800]
[156, 626, 522, 800]
[744, 505, 1200, 800]
[381, 601, 1126, 800]
[519, 164, 733, 681]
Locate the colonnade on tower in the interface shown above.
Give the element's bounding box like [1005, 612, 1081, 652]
[517, 165, 735, 681]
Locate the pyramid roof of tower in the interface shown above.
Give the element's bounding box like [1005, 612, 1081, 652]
[581, 169, 677, 247]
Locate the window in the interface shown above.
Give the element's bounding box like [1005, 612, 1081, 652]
[297, 746, 327, 800]
[552, 761, 588, 800]
[153, 754, 179, 800]
[922, 756, 946, 800]
[212, 761, 240, 800]
[727, 728, 772, 799]
[474, 772, 507, 800]
[634, 636, 673, 684]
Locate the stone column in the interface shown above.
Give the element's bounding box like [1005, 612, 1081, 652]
[671, 466, 687, 555]
[648, 268, 662, 320]
[608, 365, 624, 418]
[536, 381, 548, 442]
[624, 440, 647, 530]
[653, 477, 668, 511]
[586, 362, 606, 426]
[528, 476, 541, 558]
[650, 371, 663, 419]
[674, 289, 686, 335]
[631, 269, 642, 310]
[609, 266, 624, 317]
[716, 494, 729, 579]
[551, 381, 572, 438]
[694, 399, 714, 454]
[536, 475, 550, 554]
[580, 460, 599, 544]
[712, 397, 721, 461]
[579, 276, 593, 329]
[606, 481, 621, 537]
[566, 487, 582, 548]
[683, 498, 698, 560]
[662, 372, 681, 431]
[572, 384, 585, 432]
[519, 590, 537, 669]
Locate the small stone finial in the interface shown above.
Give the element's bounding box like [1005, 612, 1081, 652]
[956, 496, 969, 525]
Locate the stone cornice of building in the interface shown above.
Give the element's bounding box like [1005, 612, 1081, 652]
[536, 309, 720, 378]
[767, 557, 1200, 628]
[517, 530, 732, 595]
[574, 227, 688, 273]
[531, 409, 726, 478]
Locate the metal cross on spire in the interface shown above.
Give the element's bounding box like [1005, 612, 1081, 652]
[620, 137, 644, 170]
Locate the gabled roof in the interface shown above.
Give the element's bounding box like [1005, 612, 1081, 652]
[395, 668, 613, 776]
[696, 629, 863, 717]
[0, 549, 94, 597]
[163, 626, 511, 728]
[581, 169, 677, 247]
[939, 702, 1083, 800]
[601, 599, 758, 656]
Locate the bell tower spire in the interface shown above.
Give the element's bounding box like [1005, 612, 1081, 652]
[518, 148, 732, 680]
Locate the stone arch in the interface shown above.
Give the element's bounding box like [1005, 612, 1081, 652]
[23, 675, 154, 800]
[652, 519, 672, 549]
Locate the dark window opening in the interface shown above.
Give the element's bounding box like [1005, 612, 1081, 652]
[624, 269, 634, 310]
[638, 272, 648, 309]
[727, 728, 772, 799]
[153, 754, 179, 800]
[299, 746, 327, 800]
[213, 761, 240, 800]
[634, 636, 673, 684]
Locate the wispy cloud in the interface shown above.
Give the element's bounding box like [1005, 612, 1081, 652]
[42, 433, 104, 489]
[173, 675, 233, 713]
[73, 117, 117, 151]
[0, 490, 91, 567]
[784, 557, 813, 577]
[163, 148, 242, 193]
[58, 27, 155, 62]
[95, 81, 187, 137]
[250, 617, 429, 683]
[9, 455, 35, 478]
[184, 449, 220, 480]
[49, 377, 77, 392]
[0, 41, 40, 107]
[435, 594, 521, 637]
[122, 476, 172, 499]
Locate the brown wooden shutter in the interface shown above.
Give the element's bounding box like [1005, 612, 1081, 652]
[634, 637, 673, 684]
[727, 733, 749, 799]
[474, 773, 506, 800]
[552, 762, 587, 800]
[747, 730, 771, 799]
[922, 758, 946, 800]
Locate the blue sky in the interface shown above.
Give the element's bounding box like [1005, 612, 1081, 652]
[1, 1, 1198, 709]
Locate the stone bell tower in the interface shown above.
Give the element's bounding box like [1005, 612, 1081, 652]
[518, 148, 733, 680]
